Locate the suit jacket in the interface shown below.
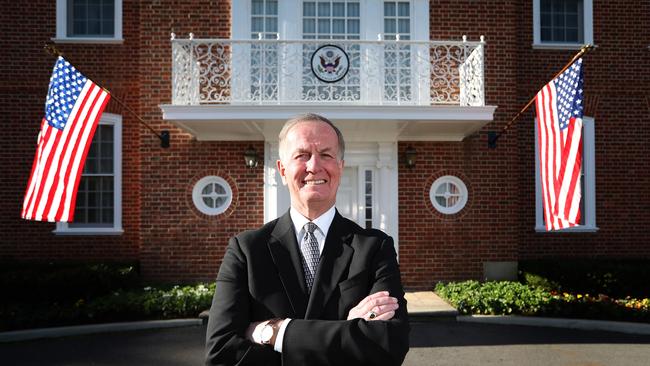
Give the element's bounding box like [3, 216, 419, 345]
[205, 210, 410, 366]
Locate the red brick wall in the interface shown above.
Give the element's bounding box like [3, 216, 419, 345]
[136, 1, 266, 282]
[515, 0, 650, 259]
[2, 0, 649, 288]
[0, 0, 142, 262]
[398, 1, 520, 289]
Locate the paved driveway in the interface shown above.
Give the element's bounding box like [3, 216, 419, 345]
[1, 319, 650, 365]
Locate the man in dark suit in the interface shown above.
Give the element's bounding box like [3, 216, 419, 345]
[206, 113, 409, 365]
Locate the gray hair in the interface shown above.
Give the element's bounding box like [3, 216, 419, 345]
[278, 113, 345, 161]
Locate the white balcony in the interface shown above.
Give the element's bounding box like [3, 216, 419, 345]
[160, 36, 496, 142]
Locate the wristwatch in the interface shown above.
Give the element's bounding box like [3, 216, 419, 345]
[260, 318, 283, 346]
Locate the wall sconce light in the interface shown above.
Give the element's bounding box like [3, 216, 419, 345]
[404, 146, 417, 168]
[244, 146, 259, 168]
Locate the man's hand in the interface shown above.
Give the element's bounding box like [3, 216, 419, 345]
[347, 291, 399, 321]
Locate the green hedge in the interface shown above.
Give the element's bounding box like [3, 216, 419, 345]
[434, 281, 549, 315]
[435, 280, 650, 323]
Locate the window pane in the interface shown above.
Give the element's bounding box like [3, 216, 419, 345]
[553, 13, 565, 27]
[266, 17, 277, 32]
[398, 2, 409, 16]
[333, 19, 345, 33]
[347, 19, 359, 34]
[202, 184, 213, 195]
[541, 0, 552, 12]
[347, 2, 359, 16]
[102, 207, 114, 223]
[435, 196, 446, 207]
[333, 2, 345, 16]
[384, 2, 395, 16]
[366, 207, 372, 218]
[252, 17, 263, 32]
[203, 196, 214, 208]
[318, 19, 330, 34]
[318, 2, 330, 16]
[215, 197, 226, 207]
[252, 0, 264, 15]
[435, 184, 447, 195]
[541, 27, 552, 41]
[365, 182, 372, 194]
[215, 184, 226, 194]
[398, 19, 409, 33]
[384, 19, 396, 34]
[365, 195, 372, 206]
[304, 19, 315, 33]
[304, 2, 315, 16]
[553, 28, 564, 41]
[266, 0, 278, 15]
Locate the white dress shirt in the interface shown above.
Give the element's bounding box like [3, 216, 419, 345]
[258, 206, 336, 352]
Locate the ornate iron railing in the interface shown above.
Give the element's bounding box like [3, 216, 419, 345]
[171, 35, 485, 106]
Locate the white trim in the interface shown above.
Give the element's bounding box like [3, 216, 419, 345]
[264, 141, 399, 252]
[192, 176, 233, 216]
[55, 0, 123, 41]
[55, 113, 123, 235]
[51, 37, 124, 44]
[532, 0, 593, 48]
[429, 175, 468, 215]
[534, 116, 597, 232]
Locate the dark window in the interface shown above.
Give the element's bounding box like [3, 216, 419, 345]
[540, 0, 583, 43]
[67, 0, 115, 37]
[69, 124, 114, 227]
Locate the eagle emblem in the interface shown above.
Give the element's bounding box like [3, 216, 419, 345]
[311, 45, 349, 83]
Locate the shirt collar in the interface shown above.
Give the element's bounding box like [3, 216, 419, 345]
[289, 205, 336, 238]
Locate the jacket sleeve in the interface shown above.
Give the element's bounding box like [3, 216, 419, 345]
[205, 236, 280, 366]
[281, 236, 410, 366]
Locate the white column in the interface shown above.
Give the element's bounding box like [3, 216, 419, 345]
[377, 142, 399, 255]
[264, 142, 290, 223]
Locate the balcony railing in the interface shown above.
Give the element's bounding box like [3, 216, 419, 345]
[171, 35, 485, 107]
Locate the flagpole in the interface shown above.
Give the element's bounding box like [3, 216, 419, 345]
[43, 43, 170, 148]
[487, 44, 595, 148]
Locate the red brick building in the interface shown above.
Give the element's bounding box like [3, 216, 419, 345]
[2, 1, 648, 290]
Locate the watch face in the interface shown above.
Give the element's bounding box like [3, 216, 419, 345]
[261, 324, 274, 343]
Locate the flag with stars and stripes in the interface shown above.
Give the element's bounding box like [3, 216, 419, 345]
[21, 56, 110, 222]
[535, 58, 584, 231]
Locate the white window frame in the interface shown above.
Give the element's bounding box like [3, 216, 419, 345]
[429, 175, 468, 215]
[54, 113, 123, 235]
[192, 176, 234, 216]
[533, 0, 593, 49]
[535, 116, 597, 232]
[53, 0, 124, 44]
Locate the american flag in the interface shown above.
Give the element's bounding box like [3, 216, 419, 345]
[21, 56, 110, 222]
[535, 58, 584, 231]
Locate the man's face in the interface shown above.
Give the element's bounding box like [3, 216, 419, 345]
[277, 121, 344, 218]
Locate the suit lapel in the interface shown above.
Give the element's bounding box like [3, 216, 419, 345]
[305, 212, 354, 319]
[268, 212, 308, 318]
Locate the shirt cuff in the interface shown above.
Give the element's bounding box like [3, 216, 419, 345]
[273, 318, 291, 353]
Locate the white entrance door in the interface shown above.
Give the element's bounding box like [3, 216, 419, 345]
[336, 167, 360, 225]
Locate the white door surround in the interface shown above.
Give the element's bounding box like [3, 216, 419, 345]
[264, 140, 399, 249]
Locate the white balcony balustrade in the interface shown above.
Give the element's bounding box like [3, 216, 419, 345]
[171, 36, 485, 107]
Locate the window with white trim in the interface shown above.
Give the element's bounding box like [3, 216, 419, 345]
[252, 0, 278, 39]
[429, 176, 468, 215]
[55, 0, 123, 42]
[383, 1, 412, 102]
[303, 1, 360, 40]
[55, 113, 122, 235]
[533, 0, 593, 48]
[535, 116, 597, 232]
[192, 176, 233, 216]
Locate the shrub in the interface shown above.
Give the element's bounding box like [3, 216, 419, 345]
[435, 281, 550, 315]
